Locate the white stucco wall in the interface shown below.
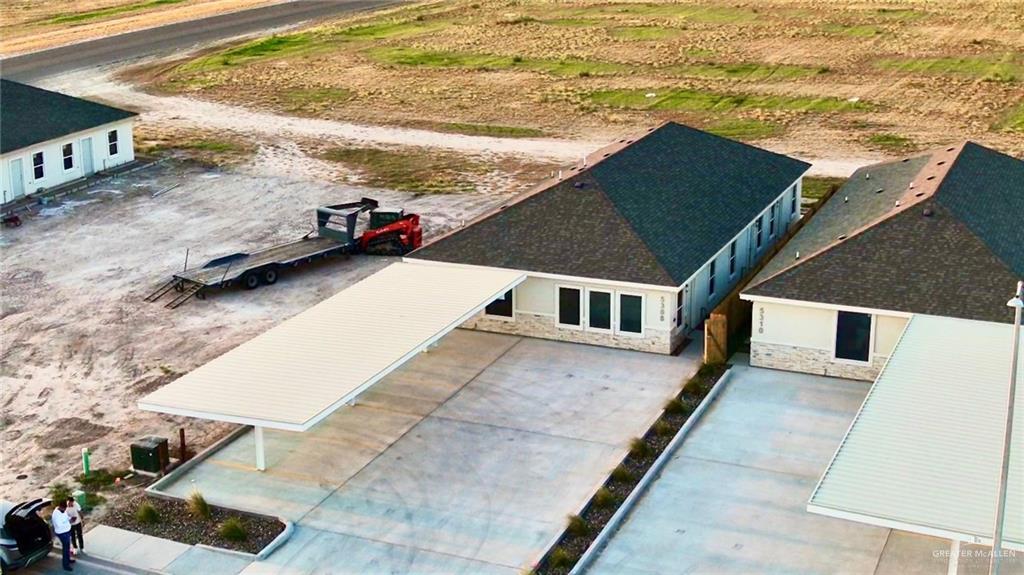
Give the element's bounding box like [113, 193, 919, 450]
[1, 119, 135, 204]
[747, 299, 910, 380]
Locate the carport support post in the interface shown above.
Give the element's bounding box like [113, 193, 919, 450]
[254, 426, 266, 471]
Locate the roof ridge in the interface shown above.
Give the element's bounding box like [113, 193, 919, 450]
[746, 143, 965, 291]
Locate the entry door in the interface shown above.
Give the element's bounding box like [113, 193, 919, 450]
[81, 137, 94, 176]
[8, 158, 25, 202]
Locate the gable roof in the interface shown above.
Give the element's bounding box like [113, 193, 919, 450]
[746, 142, 1024, 323]
[409, 122, 810, 287]
[0, 80, 137, 155]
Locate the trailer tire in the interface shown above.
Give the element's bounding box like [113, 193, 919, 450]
[263, 268, 279, 285]
[242, 272, 260, 290]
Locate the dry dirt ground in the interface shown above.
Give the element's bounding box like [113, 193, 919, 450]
[127, 0, 1024, 160]
[0, 0, 280, 56]
[0, 146, 537, 503]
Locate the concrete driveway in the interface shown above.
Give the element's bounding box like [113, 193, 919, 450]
[153, 329, 701, 574]
[584, 362, 958, 575]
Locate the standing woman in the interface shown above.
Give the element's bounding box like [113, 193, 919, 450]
[66, 497, 84, 554]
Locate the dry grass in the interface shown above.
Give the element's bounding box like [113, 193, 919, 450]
[131, 0, 1024, 156]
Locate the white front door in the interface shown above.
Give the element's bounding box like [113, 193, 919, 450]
[81, 137, 94, 176]
[8, 158, 25, 203]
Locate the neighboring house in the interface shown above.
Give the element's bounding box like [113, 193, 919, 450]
[742, 142, 1024, 380]
[1, 79, 137, 205]
[406, 121, 810, 354]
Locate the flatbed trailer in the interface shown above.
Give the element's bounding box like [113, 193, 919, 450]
[145, 198, 422, 309]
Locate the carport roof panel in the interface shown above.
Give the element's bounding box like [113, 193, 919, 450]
[139, 263, 524, 431]
[809, 314, 1024, 548]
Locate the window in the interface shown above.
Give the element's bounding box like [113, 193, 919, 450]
[587, 290, 612, 331]
[675, 289, 683, 328]
[835, 311, 872, 362]
[485, 289, 513, 318]
[108, 130, 119, 156]
[557, 286, 582, 327]
[618, 293, 643, 334]
[62, 143, 74, 170]
[790, 188, 798, 217]
[708, 260, 716, 297]
[729, 241, 737, 276]
[755, 215, 763, 249]
[769, 202, 777, 237]
[32, 152, 44, 180]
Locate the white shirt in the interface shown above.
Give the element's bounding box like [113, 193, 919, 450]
[51, 509, 72, 534]
[66, 502, 82, 525]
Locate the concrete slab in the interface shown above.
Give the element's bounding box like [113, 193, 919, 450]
[166, 546, 253, 575]
[113, 533, 191, 571]
[81, 525, 143, 561]
[585, 363, 892, 575]
[873, 531, 949, 575]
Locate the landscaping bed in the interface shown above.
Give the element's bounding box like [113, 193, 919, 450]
[103, 492, 285, 554]
[534, 362, 730, 574]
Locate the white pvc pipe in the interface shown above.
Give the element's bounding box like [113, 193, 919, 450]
[254, 426, 266, 472]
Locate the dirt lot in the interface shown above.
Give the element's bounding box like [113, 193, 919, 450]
[127, 0, 1024, 160]
[0, 0, 279, 55]
[0, 148, 540, 503]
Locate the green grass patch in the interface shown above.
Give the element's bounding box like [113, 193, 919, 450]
[550, 3, 758, 24]
[366, 47, 628, 77]
[320, 146, 486, 194]
[872, 8, 928, 21]
[541, 17, 604, 27]
[333, 19, 446, 40]
[179, 33, 318, 72]
[439, 122, 545, 138]
[995, 102, 1024, 132]
[866, 133, 915, 151]
[705, 118, 782, 140]
[803, 176, 847, 202]
[48, 0, 185, 25]
[588, 88, 869, 113]
[821, 23, 883, 37]
[666, 62, 828, 81]
[608, 26, 681, 40]
[876, 54, 1021, 82]
[178, 140, 242, 153]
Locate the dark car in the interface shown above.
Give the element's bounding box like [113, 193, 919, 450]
[1, 499, 53, 573]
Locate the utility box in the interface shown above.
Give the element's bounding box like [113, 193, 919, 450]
[130, 436, 169, 475]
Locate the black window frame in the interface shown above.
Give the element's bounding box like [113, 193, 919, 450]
[484, 289, 514, 318]
[769, 202, 777, 237]
[107, 129, 119, 156]
[708, 260, 716, 297]
[557, 286, 582, 327]
[790, 189, 798, 217]
[729, 240, 737, 276]
[755, 215, 763, 249]
[618, 293, 643, 335]
[835, 311, 873, 363]
[587, 289, 612, 331]
[32, 151, 44, 179]
[62, 143, 74, 170]
[675, 289, 684, 328]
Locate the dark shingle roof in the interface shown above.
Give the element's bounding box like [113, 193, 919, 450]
[746, 142, 1024, 323]
[410, 122, 810, 287]
[1, 80, 136, 154]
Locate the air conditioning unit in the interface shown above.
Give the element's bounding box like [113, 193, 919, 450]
[130, 436, 169, 475]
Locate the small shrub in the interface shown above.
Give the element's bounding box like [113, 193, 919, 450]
[219, 517, 248, 542]
[188, 490, 212, 520]
[136, 502, 160, 524]
[566, 514, 589, 536]
[610, 464, 635, 483]
[548, 546, 574, 568]
[50, 482, 73, 504]
[578, 70, 591, 77]
[653, 420, 674, 437]
[664, 397, 690, 415]
[512, 55, 523, 63]
[629, 437, 652, 459]
[592, 487, 617, 509]
[697, 363, 721, 377]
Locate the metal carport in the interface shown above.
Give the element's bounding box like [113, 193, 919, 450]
[139, 262, 525, 470]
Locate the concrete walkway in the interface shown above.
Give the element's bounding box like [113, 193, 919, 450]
[153, 329, 702, 573]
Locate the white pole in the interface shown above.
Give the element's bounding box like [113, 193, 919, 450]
[254, 426, 266, 472]
[990, 280, 1022, 575]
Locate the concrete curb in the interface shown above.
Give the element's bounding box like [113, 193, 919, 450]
[567, 367, 734, 575]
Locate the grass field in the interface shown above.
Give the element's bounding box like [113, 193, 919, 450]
[136, 0, 1024, 157]
[47, 0, 185, 24]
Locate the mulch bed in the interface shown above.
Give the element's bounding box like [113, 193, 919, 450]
[103, 492, 285, 555]
[535, 363, 730, 575]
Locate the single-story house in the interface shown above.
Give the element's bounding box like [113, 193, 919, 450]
[405, 121, 811, 354]
[741, 141, 1023, 380]
[1, 79, 137, 205]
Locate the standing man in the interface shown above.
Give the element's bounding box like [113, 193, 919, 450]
[66, 497, 84, 554]
[50, 500, 74, 571]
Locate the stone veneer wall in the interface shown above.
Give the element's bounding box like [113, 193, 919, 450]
[463, 311, 674, 354]
[750, 341, 887, 381]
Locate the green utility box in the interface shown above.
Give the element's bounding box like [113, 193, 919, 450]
[130, 436, 169, 474]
